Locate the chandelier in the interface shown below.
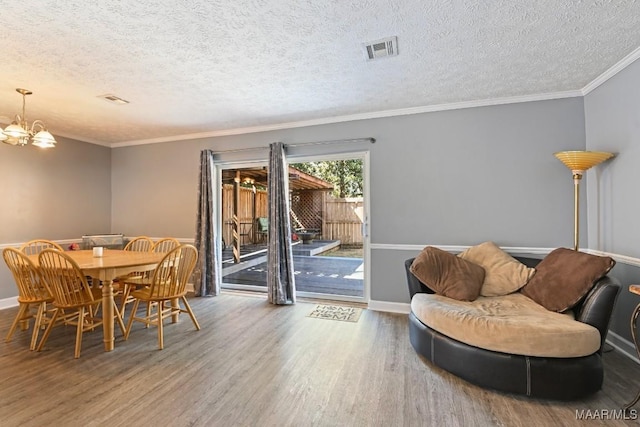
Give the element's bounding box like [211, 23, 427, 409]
[1, 88, 57, 148]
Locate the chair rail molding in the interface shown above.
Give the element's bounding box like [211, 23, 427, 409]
[369, 243, 555, 256]
[0, 238, 639, 364]
[370, 243, 640, 267]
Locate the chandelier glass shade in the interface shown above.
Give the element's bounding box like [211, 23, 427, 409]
[1, 88, 57, 148]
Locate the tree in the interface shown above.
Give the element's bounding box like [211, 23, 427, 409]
[291, 159, 363, 198]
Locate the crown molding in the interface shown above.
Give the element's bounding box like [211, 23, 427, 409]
[110, 91, 582, 148]
[581, 45, 640, 96]
[6, 47, 640, 149]
[107, 43, 640, 149]
[54, 131, 111, 147]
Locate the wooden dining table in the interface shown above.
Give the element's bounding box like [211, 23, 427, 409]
[29, 249, 165, 352]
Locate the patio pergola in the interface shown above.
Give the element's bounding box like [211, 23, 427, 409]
[222, 166, 333, 263]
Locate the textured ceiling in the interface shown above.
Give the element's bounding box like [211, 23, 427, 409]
[1, 1, 640, 146]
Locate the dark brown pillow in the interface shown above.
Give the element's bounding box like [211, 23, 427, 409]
[410, 246, 485, 301]
[520, 248, 615, 312]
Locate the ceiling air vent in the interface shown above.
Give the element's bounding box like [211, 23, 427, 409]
[364, 36, 398, 61]
[98, 94, 130, 105]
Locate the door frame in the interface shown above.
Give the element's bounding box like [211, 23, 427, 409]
[284, 150, 370, 303]
[214, 151, 371, 304]
[214, 159, 268, 294]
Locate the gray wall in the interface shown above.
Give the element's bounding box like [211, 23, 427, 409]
[585, 58, 640, 257]
[0, 136, 111, 299]
[111, 97, 586, 304]
[585, 58, 640, 342]
[2, 78, 635, 350]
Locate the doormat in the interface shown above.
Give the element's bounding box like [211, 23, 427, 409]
[307, 304, 362, 323]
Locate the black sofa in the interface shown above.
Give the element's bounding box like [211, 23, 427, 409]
[405, 256, 621, 400]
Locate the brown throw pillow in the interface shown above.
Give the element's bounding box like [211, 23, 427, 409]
[410, 246, 485, 301]
[458, 241, 536, 296]
[520, 248, 615, 312]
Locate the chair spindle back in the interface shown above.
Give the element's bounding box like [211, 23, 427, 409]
[152, 238, 181, 254]
[19, 239, 64, 256]
[148, 245, 198, 299]
[38, 249, 97, 308]
[3, 248, 50, 301]
[124, 236, 154, 252]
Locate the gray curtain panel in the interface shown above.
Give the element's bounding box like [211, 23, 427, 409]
[267, 142, 296, 304]
[194, 150, 220, 296]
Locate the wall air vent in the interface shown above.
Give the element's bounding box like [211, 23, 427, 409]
[364, 36, 398, 61]
[98, 94, 130, 105]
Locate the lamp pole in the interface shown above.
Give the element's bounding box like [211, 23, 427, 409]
[554, 151, 615, 251]
[572, 172, 582, 251]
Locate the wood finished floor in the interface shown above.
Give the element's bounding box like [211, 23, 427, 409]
[1, 292, 639, 427]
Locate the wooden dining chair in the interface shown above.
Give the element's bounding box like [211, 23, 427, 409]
[36, 249, 126, 358]
[2, 248, 55, 350]
[124, 244, 200, 350]
[19, 239, 64, 256]
[120, 237, 182, 309]
[116, 236, 154, 317]
[124, 236, 154, 252]
[151, 237, 181, 254]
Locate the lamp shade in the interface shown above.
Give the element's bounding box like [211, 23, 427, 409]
[31, 130, 57, 148]
[2, 135, 21, 146]
[2, 89, 58, 149]
[554, 151, 614, 173]
[3, 123, 28, 139]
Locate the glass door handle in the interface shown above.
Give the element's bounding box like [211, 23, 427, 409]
[362, 216, 369, 238]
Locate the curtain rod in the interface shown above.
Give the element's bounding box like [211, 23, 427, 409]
[210, 137, 375, 155]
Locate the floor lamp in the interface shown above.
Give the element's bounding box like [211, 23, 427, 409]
[554, 151, 614, 251]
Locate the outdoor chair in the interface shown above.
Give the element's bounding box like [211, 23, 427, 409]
[256, 217, 268, 243]
[2, 248, 56, 350]
[36, 249, 125, 358]
[124, 244, 200, 350]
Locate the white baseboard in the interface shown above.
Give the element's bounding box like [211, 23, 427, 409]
[0, 296, 18, 310]
[368, 300, 410, 314]
[606, 331, 640, 364]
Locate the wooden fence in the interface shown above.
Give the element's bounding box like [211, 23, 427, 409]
[221, 184, 267, 246]
[221, 185, 363, 246]
[322, 197, 363, 245]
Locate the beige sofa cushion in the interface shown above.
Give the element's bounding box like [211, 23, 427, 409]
[458, 241, 535, 296]
[411, 292, 601, 358]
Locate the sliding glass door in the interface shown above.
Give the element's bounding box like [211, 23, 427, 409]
[218, 152, 369, 303]
[287, 155, 366, 301]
